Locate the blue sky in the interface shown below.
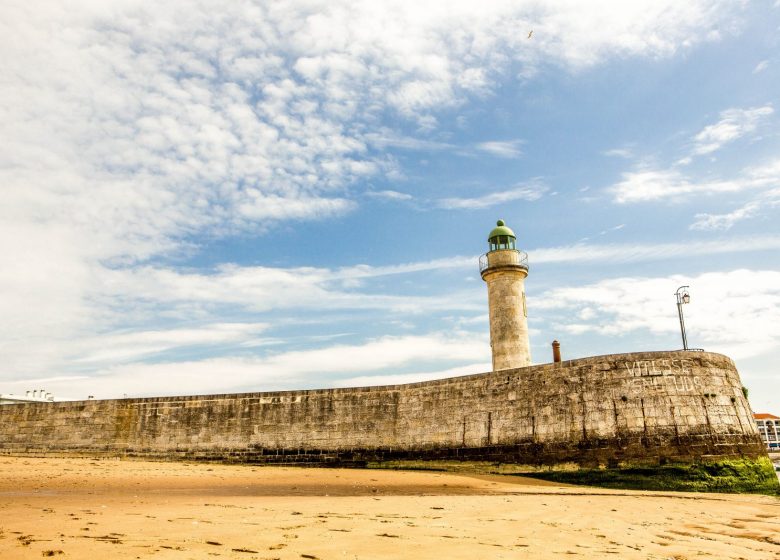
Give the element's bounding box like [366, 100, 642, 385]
[1, 1, 779, 413]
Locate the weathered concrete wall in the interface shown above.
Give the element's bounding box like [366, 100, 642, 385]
[0, 351, 765, 467]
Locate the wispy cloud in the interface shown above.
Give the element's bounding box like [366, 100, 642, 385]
[599, 224, 626, 235]
[327, 234, 780, 276]
[753, 60, 769, 74]
[691, 104, 774, 155]
[690, 202, 761, 231]
[688, 176, 780, 231]
[610, 157, 780, 203]
[0, 252, 488, 382]
[0, 0, 751, 399]
[364, 190, 413, 201]
[610, 168, 742, 203]
[73, 323, 273, 365]
[238, 195, 357, 221]
[602, 148, 634, 159]
[1, 0, 740, 264]
[364, 132, 455, 151]
[6, 227, 780, 399]
[17, 267, 780, 400]
[475, 140, 523, 158]
[334, 363, 492, 388]
[6, 333, 490, 399]
[95, 264, 484, 317]
[333, 257, 476, 279]
[536, 269, 780, 359]
[438, 181, 547, 209]
[532, 235, 780, 264]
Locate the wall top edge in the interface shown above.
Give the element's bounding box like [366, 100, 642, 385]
[6, 349, 734, 407]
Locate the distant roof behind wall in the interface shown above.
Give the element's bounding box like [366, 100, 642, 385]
[754, 413, 780, 420]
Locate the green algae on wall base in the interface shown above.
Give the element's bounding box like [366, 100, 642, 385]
[519, 457, 780, 495]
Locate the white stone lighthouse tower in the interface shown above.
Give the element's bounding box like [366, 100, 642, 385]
[479, 219, 531, 371]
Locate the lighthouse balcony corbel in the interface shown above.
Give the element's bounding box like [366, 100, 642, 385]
[479, 249, 529, 274]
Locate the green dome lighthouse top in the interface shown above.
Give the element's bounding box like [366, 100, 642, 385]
[487, 219, 517, 251]
[488, 219, 516, 242]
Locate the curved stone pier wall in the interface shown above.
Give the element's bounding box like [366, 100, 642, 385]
[0, 351, 765, 467]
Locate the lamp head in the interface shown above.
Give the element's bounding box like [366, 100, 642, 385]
[487, 219, 517, 251]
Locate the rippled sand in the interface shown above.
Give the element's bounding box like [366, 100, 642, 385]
[0, 457, 777, 559]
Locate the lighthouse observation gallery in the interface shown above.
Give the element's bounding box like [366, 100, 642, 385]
[480, 219, 531, 371]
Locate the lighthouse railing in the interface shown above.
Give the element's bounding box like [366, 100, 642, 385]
[479, 250, 528, 273]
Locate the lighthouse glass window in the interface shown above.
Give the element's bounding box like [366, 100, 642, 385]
[491, 236, 516, 251]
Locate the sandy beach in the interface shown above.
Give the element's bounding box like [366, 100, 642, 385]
[0, 457, 777, 559]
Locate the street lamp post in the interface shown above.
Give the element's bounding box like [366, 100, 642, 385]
[675, 286, 691, 350]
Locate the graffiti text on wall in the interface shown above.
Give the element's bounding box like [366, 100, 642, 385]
[624, 359, 693, 377]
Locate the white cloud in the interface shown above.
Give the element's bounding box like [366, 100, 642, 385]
[2, 0, 741, 250]
[364, 132, 455, 151]
[610, 169, 743, 203]
[91, 234, 780, 328]
[475, 140, 523, 158]
[365, 190, 414, 201]
[333, 257, 476, 279]
[334, 363, 492, 388]
[0, 252, 489, 382]
[238, 195, 356, 221]
[689, 202, 760, 231]
[691, 104, 774, 155]
[1, 0, 741, 265]
[610, 157, 780, 203]
[367, 134, 525, 160]
[753, 60, 769, 74]
[5, 229, 780, 398]
[532, 235, 780, 264]
[688, 174, 780, 231]
[94, 264, 483, 317]
[602, 148, 634, 159]
[599, 224, 626, 235]
[4, 223, 779, 386]
[72, 323, 273, 365]
[749, 158, 780, 184]
[6, 332, 490, 399]
[0, 0, 749, 397]
[438, 181, 547, 209]
[676, 156, 693, 166]
[537, 269, 780, 360]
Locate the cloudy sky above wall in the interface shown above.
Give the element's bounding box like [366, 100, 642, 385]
[1, 0, 778, 412]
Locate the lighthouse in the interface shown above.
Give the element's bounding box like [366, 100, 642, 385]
[479, 219, 531, 370]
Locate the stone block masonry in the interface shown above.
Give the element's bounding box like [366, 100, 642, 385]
[0, 351, 766, 467]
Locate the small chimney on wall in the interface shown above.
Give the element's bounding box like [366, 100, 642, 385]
[552, 340, 561, 363]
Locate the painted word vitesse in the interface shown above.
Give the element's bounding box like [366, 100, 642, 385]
[627, 373, 702, 394]
[624, 359, 693, 377]
[616, 359, 703, 394]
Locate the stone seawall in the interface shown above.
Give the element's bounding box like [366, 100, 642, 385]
[0, 351, 766, 467]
